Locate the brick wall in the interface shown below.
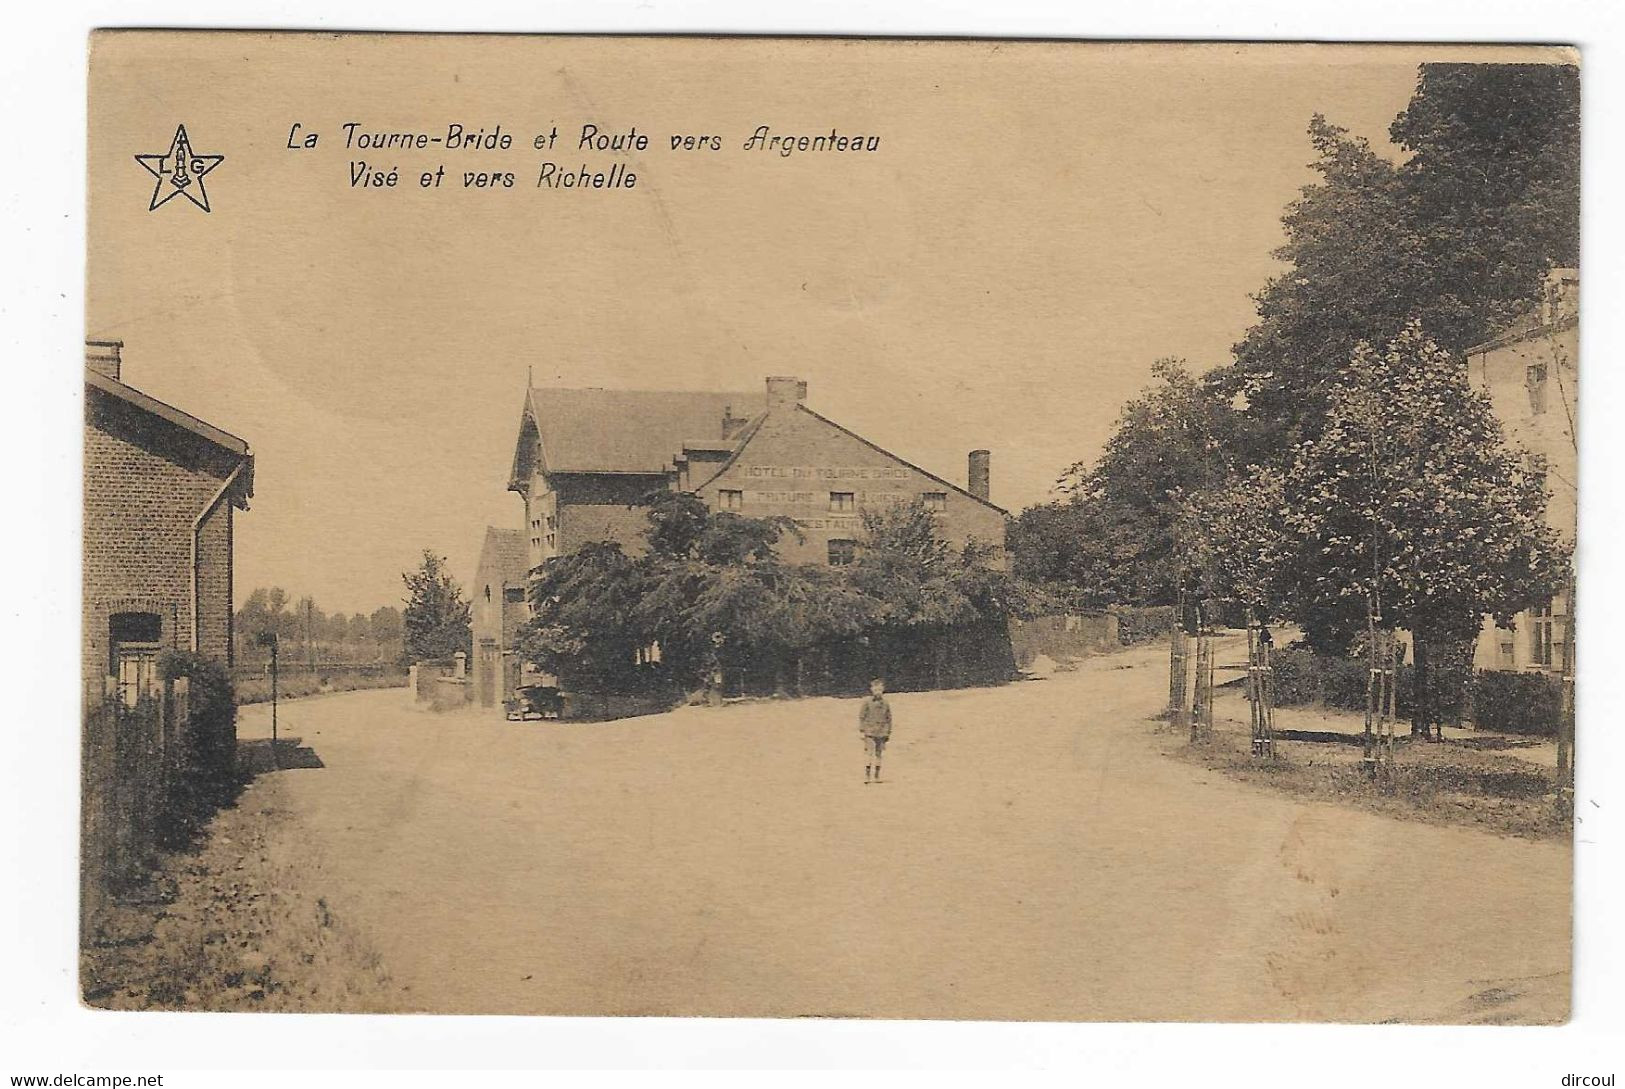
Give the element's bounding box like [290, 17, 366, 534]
[695, 405, 1007, 566]
[83, 387, 242, 689]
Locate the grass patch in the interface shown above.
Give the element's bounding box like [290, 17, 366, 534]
[1162, 711, 1569, 842]
[81, 755, 406, 1012]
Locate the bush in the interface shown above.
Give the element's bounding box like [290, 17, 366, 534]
[1112, 605, 1176, 645]
[158, 650, 236, 776]
[1471, 670, 1564, 736]
[154, 651, 239, 845]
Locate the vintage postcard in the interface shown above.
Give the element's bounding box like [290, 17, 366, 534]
[81, 33, 1578, 1022]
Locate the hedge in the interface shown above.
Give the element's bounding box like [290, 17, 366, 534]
[1270, 648, 1563, 736]
[1471, 670, 1565, 736]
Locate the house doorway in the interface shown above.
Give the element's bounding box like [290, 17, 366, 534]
[109, 612, 162, 707]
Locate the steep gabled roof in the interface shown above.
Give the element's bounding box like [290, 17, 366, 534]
[512, 386, 759, 479]
[692, 404, 1007, 515]
[477, 526, 529, 587]
[85, 367, 255, 502]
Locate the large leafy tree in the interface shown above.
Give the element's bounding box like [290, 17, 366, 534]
[851, 499, 1021, 685]
[1028, 62, 1578, 627]
[516, 491, 1014, 696]
[1282, 323, 1569, 733]
[1024, 360, 1236, 605]
[1390, 63, 1580, 350]
[401, 550, 473, 663]
[517, 541, 650, 690]
[1221, 63, 1579, 458]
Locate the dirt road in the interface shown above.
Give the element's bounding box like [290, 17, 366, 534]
[237, 642, 1569, 1021]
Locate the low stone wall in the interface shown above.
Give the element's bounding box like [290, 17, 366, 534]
[1011, 612, 1120, 667]
[410, 653, 472, 711]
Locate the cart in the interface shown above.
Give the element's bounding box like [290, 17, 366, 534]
[505, 684, 563, 721]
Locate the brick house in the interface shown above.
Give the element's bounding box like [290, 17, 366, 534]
[470, 525, 531, 707]
[507, 375, 1006, 573]
[83, 341, 254, 700]
[1464, 269, 1578, 674]
[504, 375, 1010, 697]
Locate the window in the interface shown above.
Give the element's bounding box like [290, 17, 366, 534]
[1526, 363, 1549, 416]
[922, 491, 947, 512]
[829, 491, 856, 513]
[827, 538, 857, 566]
[719, 489, 744, 511]
[1531, 601, 1555, 668]
[504, 587, 525, 604]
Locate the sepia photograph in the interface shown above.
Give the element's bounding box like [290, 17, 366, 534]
[70, 33, 1586, 1028]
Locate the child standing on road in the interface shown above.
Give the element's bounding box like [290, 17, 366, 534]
[860, 677, 893, 784]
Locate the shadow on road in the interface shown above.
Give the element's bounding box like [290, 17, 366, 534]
[237, 737, 326, 775]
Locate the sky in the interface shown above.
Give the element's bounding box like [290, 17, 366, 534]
[84, 36, 1557, 616]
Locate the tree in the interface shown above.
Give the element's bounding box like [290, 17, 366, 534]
[515, 491, 1013, 698]
[1223, 115, 1415, 456]
[850, 500, 1018, 686]
[1042, 360, 1237, 605]
[1281, 322, 1569, 735]
[517, 541, 649, 690]
[1389, 63, 1580, 350]
[1171, 468, 1291, 623]
[1220, 64, 1580, 459]
[401, 551, 473, 663]
[235, 586, 294, 664]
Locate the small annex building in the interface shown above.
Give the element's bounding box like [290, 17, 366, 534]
[470, 525, 531, 707]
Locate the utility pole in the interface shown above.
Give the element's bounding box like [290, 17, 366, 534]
[255, 630, 280, 766]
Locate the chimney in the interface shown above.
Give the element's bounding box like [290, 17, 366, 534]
[86, 340, 123, 381]
[968, 449, 991, 502]
[766, 376, 808, 409]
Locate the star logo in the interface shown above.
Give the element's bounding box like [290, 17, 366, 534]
[135, 125, 225, 212]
